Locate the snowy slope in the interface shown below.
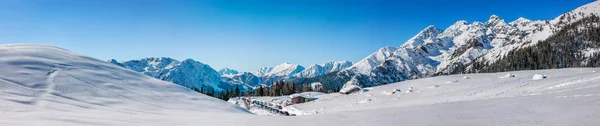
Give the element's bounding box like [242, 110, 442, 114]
[278, 68, 600, 125]
[0, 44, 250, 125]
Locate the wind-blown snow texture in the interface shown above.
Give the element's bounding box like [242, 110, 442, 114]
[0, 44, 250, 125]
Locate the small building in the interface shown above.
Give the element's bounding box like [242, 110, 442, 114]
[339, 76, 362, 95]
[339, 85, 361, 94]
[289, 94, 316, 104]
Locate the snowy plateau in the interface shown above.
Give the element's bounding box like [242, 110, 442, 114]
[2, 1, 600, 126]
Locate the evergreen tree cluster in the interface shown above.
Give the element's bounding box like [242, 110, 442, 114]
[190, 81, 340, 101]
[250, 81, 331, 97]
[191, 86, 242, 101]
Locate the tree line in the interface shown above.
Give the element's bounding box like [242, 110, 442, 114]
[191, 81, 336, 101]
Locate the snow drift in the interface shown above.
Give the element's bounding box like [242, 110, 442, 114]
[0, 44, 248, 125]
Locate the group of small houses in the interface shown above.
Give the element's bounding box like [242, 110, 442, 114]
[241, 97, 299, 116]
[240, 80, 423, 116]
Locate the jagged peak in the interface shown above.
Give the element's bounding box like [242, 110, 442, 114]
[401, 25, 443, 48]
[445, 20, 470, 31]
[421, 25, 442, 33]
[510, 17, 532, 25]
[108, 59, 119, 63]
[181, 58, 206, 66]
[516, 17, 530, 22]
[489, 14, 501, 20]
[454, 20, 469, 25]
[379, 46, 399, 52]
[322, 60, 352, 65]
[424, 25, 438, 30]
[273, 62, 302, 69]
[141, 57, 176, 61]
[218, 67, 239, 75]
[486, 14, 507, 26]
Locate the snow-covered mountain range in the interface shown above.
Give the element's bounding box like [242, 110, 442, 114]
[110, 58, 352, 91]
[110, 57, 250, 91]
[293, 1, 600, 88]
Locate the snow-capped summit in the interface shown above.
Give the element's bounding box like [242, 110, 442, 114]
[401, 25, 443, 48]
[295, 61, 353, 78]
[347, 46, 398, 75]
[218, 67, 239, 75]
[252, 67, 273, 77]
[265, 62, 305, 77]
[321, 61, 353, 72]
[489, 14, 501, 21]
[118, 57, 180, 77]
[511, 17, 532, 25]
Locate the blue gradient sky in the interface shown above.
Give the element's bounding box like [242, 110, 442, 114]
[0, 0, 594, 72]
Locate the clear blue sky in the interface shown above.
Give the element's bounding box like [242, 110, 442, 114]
[0, 0, 594, 72]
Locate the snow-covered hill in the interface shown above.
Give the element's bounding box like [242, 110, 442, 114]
[0, 44, 250, 125]
[242, 68, 600, 125]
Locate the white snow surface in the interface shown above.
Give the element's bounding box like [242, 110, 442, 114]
[0, 44, 249, 125]
[285, 68, 600, 126]
[1, 44, 600, 125]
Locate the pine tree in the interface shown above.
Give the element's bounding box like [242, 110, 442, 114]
[234, 86, 240, 97]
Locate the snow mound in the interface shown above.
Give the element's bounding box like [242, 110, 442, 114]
[532, 74, 548, 80]
[499, 73, 516, 78]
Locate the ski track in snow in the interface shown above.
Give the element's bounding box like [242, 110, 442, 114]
[35, 69, 59, 109]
